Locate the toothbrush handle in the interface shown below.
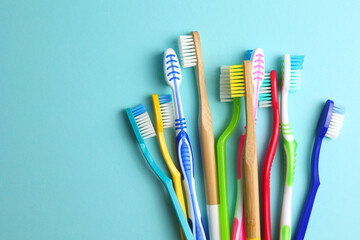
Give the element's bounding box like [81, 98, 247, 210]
[164, 180, 196, 240]
[217, 98, 241, 240]
[261, 70, 279, 240]
[279, 139, 297, 240]
[176, 128, 207, 240]
[294, 137, 322, 240]
[231, 134, 246, 240]
[139, 144, 194, 240]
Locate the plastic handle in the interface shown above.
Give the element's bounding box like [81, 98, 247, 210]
[294, 136, 322, 240]
[176, 127, 207, 240]
[217, 98, 241, 240]
[231, 134, 246, 240]
[261, 70, 280, 240]
[279, 138, 297, 240]
[138, 143, 194, 240]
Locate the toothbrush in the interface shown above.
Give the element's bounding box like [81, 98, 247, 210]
[126, 104, 194, 240]
[279, 54, 304, 240]
[164, 48, 207, 240]
[217, 65, 243, 240]
[294, 100, 345, 240]
[232, 48, 265, 240]
[178, 32, 220, 240]
[152, 94, 188, 240]
[242, 60, 261, 240]
[259, 71, 280, 240]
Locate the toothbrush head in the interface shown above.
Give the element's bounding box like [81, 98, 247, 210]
[164, 48, 182, 87]
[158, 94, 175, 129]
[245, 49, 253, 61]
[220, 66, 232, 102]
[126, 104, 156, 143]
[178, 34, 197, 68]
[316, 100, 345, 139]
[281, 54, 304, 93]
[259, 70, 279, 109]
[229, 64, 246, 98]
[258, 73, 272, 108]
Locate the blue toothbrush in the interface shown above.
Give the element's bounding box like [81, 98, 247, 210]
[126, 104, 194, 240]
[164, 48, 207, 240]
[294, 100, 345, 240]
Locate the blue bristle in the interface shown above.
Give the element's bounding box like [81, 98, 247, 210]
[290, 55, 304, 70]
[158, 94, 172, 104]
[245, 49, 253, 60]
[131, 104, 146, 117]
[333, 104, 346, 115]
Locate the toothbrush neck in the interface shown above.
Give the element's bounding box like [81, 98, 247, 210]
[172, 83, 184, 120]
[281, 89, 289, 125]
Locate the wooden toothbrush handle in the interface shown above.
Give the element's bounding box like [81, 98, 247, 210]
[243, 60, 261, 239]
[191, 31, 219, 206]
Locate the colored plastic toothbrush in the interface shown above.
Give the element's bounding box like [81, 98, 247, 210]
[164, 48, 207, 240]
[217, 65, 243, 240]
[259, 71, 280, 240]
[152, 94, 188, 240]
[126, 105, 194, 240]
[294, 100, 345, 240]
[279, 54, 304, 240]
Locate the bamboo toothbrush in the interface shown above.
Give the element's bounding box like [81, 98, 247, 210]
[259, 71, 280, 240]
[294, 100, 345, 240]
[164, 48, 207, 240]
[231, 48, 265, 240]
[217, 65, 244, 240]
[279, 54, 304, 240]
[126, 104, 194, 240]
[178, 31, 220, 240]
[152, 94, 188, 240]
[242, 60, 261, 240]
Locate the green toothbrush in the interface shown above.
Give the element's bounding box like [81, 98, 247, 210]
[217, 65, 244, 239]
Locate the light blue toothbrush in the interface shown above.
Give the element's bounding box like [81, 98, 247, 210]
[126, 104, 194, 240]
[164, 48, 207, 240]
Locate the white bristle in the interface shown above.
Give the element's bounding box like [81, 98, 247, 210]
[220, 66, 232, 102]
[258, 73, 272, 108]
[325, 112, 345, 139]
[135, 112, 156, 139]
[160, 102, 175, 128]
[178, 35, 197, 68]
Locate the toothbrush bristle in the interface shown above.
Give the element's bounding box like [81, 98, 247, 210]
[258, 73, 272, 108]
[158, 95, 175, 129]
[131, 104, 156, 139]
[290, 55, 304, 92]
[229, 65, 245, 98]
[245, 49, 253, 61]
[325, 104, 345, 139]
[220, 66, 232, 102]
[178, 35, 197, 68]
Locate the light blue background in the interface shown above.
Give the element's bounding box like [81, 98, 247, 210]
[1, 0, 359, 239]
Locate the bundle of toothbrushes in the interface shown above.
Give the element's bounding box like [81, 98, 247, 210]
[125, 31, 345, 240]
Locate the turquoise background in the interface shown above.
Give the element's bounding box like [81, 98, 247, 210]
[1, 0, 359, 239]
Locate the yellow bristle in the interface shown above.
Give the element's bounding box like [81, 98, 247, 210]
[229, 65, 245, 98]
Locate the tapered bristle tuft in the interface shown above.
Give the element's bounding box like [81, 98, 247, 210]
[258, 73, 272, 108]
[325, 104, 345, 139]
[229, 65, 245, 98]
[158, 95, 175, 129]
[131, 105, 156, 139]
[178, 35, 197, 68]
[245, 49, 253, 61]
[281, 55, 304, 92]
